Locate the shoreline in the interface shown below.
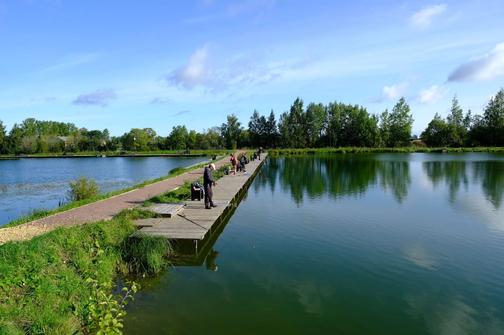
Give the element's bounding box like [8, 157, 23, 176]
[0, 150, 231, 160]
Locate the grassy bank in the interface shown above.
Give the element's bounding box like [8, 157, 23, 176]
[268, 147, 504, 155]
[0, 215, 170, 334]
[0, 149, 232, 160]
[0, 163, 232, 334]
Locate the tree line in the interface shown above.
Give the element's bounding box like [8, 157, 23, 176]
[0, 88, 503, 154]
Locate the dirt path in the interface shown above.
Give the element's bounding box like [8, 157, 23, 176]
[0, 155, 234, 244]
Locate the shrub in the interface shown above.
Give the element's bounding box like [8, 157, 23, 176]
[67, 177, 100, 201]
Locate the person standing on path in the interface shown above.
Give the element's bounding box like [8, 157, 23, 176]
[230, 154, 237, 175]
[203, 163, 217, 209]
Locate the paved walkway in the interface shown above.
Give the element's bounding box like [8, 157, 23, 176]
[0, 154, 236, 244]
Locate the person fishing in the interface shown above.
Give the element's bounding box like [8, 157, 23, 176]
[203, 163, 217, 209]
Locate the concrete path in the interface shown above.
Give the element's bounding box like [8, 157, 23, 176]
[0, 154, 236, 244]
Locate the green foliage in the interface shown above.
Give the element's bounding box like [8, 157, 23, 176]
[0, 218, 137, 334]
[2, 90, 504, 156]
[221, 114, 242, 149]
[121, 128, 158, 151]
[85, 277, 138, 334]
[0, 120, 6, 154]
[68, 177, 100, 201]
[483, 88, 504, 146]
[388, 97, 414, 147]
[167, 125, 189, 150]
[121, 236, 170, 275]
[421, 113, 450, 147]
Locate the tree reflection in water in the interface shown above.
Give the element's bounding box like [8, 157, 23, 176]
[423, 159, 504, 209]
[255, 155, 411, 205]
[256, 155, 503, 209]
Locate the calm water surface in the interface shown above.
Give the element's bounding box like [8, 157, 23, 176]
[124, 153, 504, 335]
[0, 156, 205, 226]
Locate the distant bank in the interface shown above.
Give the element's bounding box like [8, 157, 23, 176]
[2, 147, 504, 160]
[0, 149, 231, 160]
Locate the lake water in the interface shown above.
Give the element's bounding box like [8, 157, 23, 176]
[0, 156, 206, 226]
[124, 153, 504, 335]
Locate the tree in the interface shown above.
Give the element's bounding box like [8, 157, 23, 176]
[483, 88, 504, 146]
[421, 113, 450, 147]
[187, 130, 198, 150]
[0, 120, 6, 154]
[168, 125, 189, 150]
[8, 124, 23, 154]
[379, 109, 391, 147]
[289, 98, 307, 148]
[248, 110, 263, 147]
[388, 98, 413, 147]
[305, 103, 326, 147]
[204, 127, 222, 149]
[121, 128, 156, 151]
[221, 114, 242, 149]
[265, 110, 278, 147]
[446, 96, 466, 146]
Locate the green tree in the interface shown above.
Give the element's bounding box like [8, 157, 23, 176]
[446, 96, 466, 146]
[305, 103, 326, 147]
[187, 130, 198, 149]
[278, 112, 292, 148]
[220, 114, 242, 149]
[248, 110, 262, 147]
[389, 98, 413, 147]
[289, 98, 307, 148]
[483, 88, 504, 146]
[168, 125, 189, 150]
[121, 128, 156, 151]
[421, 113, 450, 147]
[379, 109, 391, 147]
[0, 120, 6, 154]
[8, 124, 23, 154]
[265, 110, 278, 147]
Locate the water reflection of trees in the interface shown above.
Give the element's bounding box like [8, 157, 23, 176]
[473, 161, 504, 208]
[423, 160, 503, 208]
[255, 156, 411, 205]
[423, 161, 469, 203]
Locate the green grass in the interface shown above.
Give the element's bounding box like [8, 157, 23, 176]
[0, 216, 170, 334]
[268, 147, 504, 156]
[0, 158, 234, 333]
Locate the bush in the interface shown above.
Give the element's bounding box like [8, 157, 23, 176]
[67, 177, 100, 201]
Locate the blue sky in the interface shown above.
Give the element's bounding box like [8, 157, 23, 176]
[0, 0, 503, 136]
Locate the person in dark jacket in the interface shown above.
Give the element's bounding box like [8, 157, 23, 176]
[203, 163, 217, 209]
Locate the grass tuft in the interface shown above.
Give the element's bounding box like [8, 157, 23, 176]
[121, 235, 171, 276]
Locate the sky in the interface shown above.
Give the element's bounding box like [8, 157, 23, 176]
[0, 0, 503, 136]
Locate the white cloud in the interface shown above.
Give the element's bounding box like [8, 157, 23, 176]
[72, 89, 116, 107]
[419, 85, 446, 104]
[382, 82, 408, 101]
[448, 42, 504, 82]
[168, 45, 209, 89]
[409, 4, 447, 29]
[167, 45, 297, 92]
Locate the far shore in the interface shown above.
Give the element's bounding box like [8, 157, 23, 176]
[0, 149, 231, 160]
[1, 147, 504, 160]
